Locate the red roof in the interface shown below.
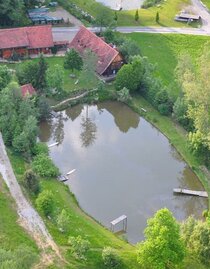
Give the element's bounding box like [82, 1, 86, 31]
[21, 84, 36, 97]
[69, 26, 120, 75]
[0, 25, 54, 50]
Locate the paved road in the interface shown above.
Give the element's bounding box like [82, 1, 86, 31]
[52, 25, 210, 42]
[193, 0, 210, 32]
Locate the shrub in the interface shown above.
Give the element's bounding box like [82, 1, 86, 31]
[23, 169, 40, 195]
[102, 247, 121, 268]
[68, 235, 90, 259]
[33, 142, 49, 156]
[116, 87, 131, 103]
[57, 209, 71, 233]
[32, 153, 59, 178]
[36, 190, 54, 216]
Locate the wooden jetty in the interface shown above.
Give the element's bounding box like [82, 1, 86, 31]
[67, 169, 76, 176]
[110, 215, 127, 232]
[48, 142, 59, 148]
[58, 175, 69, 182]
[173, 188, 208, 198]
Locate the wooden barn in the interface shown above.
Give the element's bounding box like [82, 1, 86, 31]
[0, 25, 54, 59]
[69, 26, 124, 76]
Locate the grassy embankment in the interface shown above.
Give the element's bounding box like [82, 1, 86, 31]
[8, 150, 138, 269]
[0, 174, 38, 251]
[201, 0, 210, 9]
[60, 0, 198, 27]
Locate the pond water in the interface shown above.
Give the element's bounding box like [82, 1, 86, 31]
[95, 0, 143, 10]
[39, 101, 208, 243]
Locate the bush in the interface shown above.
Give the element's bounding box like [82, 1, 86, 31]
[116, 87, 131, 103]
[32, 153, 59, 178]
[68, 235, 90, 259]
[23, 169, 40, 194]
[173, 97, 193, 130]
[142, 0, 162, 9]
[33, 142, 49, 156]
[102, 247, 121, 268]
[36, 190, 54, 216]
[57, 209, 71, 233]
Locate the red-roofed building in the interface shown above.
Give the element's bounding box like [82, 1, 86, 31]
[69, 26, 124, 76]
[21, 83, 36, 97]
[0, 25, 54, 59]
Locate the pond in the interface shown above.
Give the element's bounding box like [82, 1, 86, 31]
[95, 0, 143, 10]
[39, 101, 208, 243]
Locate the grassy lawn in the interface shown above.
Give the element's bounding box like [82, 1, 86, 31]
[201, 0, 210, 9]
[128, 33, 210, 97]
[0, 174, 37, 252]
[61, 0, 198, 27]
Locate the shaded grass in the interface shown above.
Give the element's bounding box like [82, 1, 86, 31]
[128, 33, 210, 97]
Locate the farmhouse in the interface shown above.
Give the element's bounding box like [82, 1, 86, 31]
[69, 26, 124, 76]
[0, 25, 54, 59]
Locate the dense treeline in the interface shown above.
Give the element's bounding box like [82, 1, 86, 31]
[0, 0, 39, 26]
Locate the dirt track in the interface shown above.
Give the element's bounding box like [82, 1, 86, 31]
[0, 133, 62, 266]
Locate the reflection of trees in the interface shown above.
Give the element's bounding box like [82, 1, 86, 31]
[53, 112, 67, 145]
[80, 106, 97, 147]
[39, 119, 53, 142]
[65, 104, 83, 121]
[98, 101, 140, 133]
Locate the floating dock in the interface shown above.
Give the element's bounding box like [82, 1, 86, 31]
[173, 188, 208, 198]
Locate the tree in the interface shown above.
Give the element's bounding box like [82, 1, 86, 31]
[181, 217, 210, 266]
[137, 208, 185, 269]
[36, 190, 54, 216]
[36, 96, 51, 120]
[119, 39, 140, 62]
[32, 153, 59, 178]
[46, 64, 64, 94]
[114, 11, 118, 21]
[12, 115, 38, 157]
[79, 50, 98, 86]
[57, 209, 71, 233]
[116, 87, 131, 103]
[102, 247, 121, 268]
[135, 9, 139, 21]
[36, 54, 48, 93]
[0, 0, 26, 26]
[16, 61, 39, 88]
[23, 169, 40, 194]
[176, 46, 210, 164]
[64, 49, 83, 71]
[115, 56, 144, 92]
[156, 11, 160, 23]
[0, 65, 12, 90]
[95, 7, 114, 32]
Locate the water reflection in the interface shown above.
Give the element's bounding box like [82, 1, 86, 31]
[98, 102, 140, 133]
[80, 105, 97, 147]
[39, 101, 208, 243]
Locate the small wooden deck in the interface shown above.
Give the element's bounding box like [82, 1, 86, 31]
[173, 188, 208, 198]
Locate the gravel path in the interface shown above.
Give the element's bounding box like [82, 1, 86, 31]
[192, 0, 210, 32]
[0, 133, 61, 265]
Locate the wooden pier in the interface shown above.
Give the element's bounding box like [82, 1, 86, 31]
[173, 188, 208, 198]
[110, 215, 127, 233]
